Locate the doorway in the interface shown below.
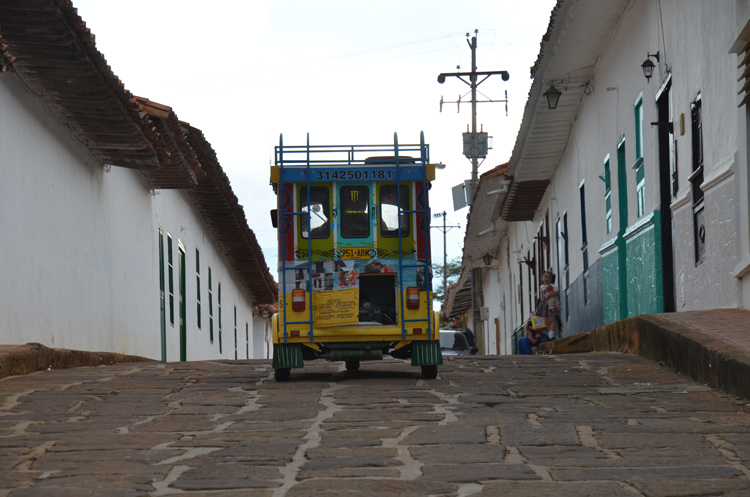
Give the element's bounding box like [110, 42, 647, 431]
[656, 77, 676, 312]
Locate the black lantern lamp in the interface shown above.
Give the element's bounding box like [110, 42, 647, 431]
[482, 253, 494, 266]
[543, 85, 562, 110]
[641, 52, 660, 83]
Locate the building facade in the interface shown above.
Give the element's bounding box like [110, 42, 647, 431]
[455, 0, 750, 354]
[0, 2, 276, 361]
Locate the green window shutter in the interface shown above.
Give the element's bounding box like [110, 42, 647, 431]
[208, 268, 214, 343]
[168, 235, 174, 326]
[196, 249, 201, 329]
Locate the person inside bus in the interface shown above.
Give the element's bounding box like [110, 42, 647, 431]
[301, 187, 330, 239]
[340, 186, 370, 238]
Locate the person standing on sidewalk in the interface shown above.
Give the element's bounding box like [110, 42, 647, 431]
[536, 271, 560, 339]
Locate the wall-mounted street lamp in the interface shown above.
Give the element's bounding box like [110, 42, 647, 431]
[543, 85, 563, 110]
[641, 51, 660, 83]
[482, 253, 494, 266]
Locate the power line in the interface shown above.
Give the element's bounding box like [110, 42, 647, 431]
[166, 33, 465, 90]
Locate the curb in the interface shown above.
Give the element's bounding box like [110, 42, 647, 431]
[537, 314, 750, 401]
[0, 343, 155, 380]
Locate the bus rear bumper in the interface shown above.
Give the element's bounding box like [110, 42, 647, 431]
[271, 340, 443, 369]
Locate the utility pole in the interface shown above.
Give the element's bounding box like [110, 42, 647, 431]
[431, 211, 460, 305]
[437, 29, 510, 354]
[438, 29, 509, 197]
[469, 33, 479, 191]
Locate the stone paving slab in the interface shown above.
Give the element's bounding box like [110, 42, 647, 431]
[1, 356, 750, 496]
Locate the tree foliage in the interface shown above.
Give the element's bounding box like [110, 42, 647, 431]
[432, 256, 463, 304]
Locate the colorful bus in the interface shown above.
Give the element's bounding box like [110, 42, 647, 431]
[269, 133, 442, 381]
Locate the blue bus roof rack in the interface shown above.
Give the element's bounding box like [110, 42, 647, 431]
[275, 132, 429, 168]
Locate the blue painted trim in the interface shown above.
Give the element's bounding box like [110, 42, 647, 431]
[280, 165, 427, 183]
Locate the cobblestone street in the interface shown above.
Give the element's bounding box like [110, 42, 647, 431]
[2, 354, 750, 496]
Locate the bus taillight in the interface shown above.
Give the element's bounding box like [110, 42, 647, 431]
[292, 289, 306, 312]
[406, 287, 420, 310]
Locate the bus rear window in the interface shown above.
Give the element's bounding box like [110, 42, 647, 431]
[380, 185, 410, 237]
[300, 186, 330, 239]
[340, 186, 370, 238]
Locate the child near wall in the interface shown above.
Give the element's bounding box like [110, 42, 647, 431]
[535, 270, 560, 339]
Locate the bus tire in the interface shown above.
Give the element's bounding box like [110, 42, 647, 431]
[345, 360, 360, 371]
[421, 365, 438, 379]
[274, 368, 291, 382]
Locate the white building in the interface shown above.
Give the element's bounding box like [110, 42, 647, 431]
[451, 0, 750, 354]
[0, 2, 276, 361]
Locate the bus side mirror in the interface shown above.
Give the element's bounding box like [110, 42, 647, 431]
[270, 209, 278, 228]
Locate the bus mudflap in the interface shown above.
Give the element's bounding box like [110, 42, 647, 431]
[411, 341, 443, 366]
[273, 343, 304, 369]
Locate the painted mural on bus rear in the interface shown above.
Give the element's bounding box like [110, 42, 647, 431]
[269, 133, 442, 381]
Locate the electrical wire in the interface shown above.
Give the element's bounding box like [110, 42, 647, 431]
[167, 33, 466, 90]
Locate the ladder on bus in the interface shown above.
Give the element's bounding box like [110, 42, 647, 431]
[276, 134, 315, 345]
[392, 132, 434, 341]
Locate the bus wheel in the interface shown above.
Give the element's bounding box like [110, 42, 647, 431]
[421, 365, 438, 379]
[274, 368, 291, 382]
[345, 360, 360, 371]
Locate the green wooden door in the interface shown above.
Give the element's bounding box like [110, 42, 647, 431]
[179, 244, 187, 361]
[159, 229, 167, 361]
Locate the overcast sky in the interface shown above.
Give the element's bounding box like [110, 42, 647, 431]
[73, 0, 556, 277]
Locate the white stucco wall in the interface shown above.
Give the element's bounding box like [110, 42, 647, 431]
[482, 271, 502, 355]
[660, 0, 742, 310]
[481, 221, 541, 355]
[253, 314, 271, 360]
[0, 73, 264, 361]
[551, 0, 742, 311]
[152, 189, 260, 362]
[0, 75, 156, 354]
[734, 0, 750, 307]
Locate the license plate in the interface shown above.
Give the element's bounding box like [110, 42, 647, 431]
[341, 247, 371, 260]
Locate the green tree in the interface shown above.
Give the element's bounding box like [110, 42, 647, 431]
[432, 256, 463, 305]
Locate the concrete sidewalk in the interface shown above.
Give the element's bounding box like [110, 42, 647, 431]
[540, 308, 750, 401]
[0, 342, 152, 379]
